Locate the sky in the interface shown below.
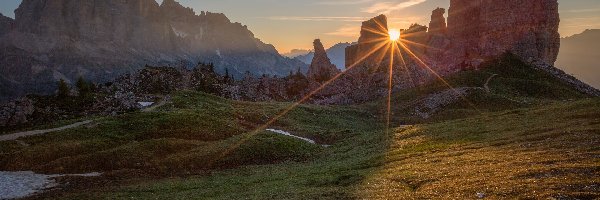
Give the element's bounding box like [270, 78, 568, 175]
[1, 0, 599, 53]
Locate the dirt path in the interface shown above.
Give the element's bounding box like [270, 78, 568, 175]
[484, 74, 498, 93]
[0, 120, 93, 142]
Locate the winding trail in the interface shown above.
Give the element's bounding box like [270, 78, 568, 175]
[484, 74, 498, 93]
[0, 120, 93, 142]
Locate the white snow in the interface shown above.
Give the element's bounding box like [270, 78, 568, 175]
[0, 171, 101, 199]
[216, 50, 222, 58]
[138, 102, 154, 107]
[266, 129, 329, 147]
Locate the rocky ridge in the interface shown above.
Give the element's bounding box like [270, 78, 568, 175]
[0, 0, 306, 101]
[0, 13, 13, 36]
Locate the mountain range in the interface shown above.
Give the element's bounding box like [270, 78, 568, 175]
[0, 0, 307, 101]
[556, 29, 600, 89]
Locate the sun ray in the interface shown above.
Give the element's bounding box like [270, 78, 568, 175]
[386, 41, 395, 136]
[397, 42, 481, 113]
[362, 27, 390, 37]
[209, 41, 391, 167]
[394, 41, 416, 88]
[399, 38, 444, 52]
[359, 37, 389, 45]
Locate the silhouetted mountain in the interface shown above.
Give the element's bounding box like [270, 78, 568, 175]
[282, 49, 311, 58]
[556, 29, 600, 89]
[0, 0, 307, 101]
[294, 42, 355, 70]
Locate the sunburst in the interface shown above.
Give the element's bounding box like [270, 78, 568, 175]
[211, 19, 480, 166]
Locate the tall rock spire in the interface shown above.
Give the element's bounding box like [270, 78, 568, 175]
[428, 8, 447, 34]
[307, 39, 340, 83]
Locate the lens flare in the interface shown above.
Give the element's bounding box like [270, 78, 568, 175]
[389, 29, 400, 41]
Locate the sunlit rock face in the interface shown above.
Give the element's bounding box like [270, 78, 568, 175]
[345, 15, 389, 70]
[446, 0, 560, 67]
[346, 0, 561, 75]
[307, 39, 340, 82]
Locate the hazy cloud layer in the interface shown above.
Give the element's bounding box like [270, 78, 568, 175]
[362, 0, 428, 14]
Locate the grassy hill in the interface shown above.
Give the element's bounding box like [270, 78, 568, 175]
[0, 54, 598, 199]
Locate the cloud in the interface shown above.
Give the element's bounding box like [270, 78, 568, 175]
[316, 0, 375, 5]
[325, 25, 362, 37]
[362, 0, 427, 14]
[266, 16, 370, 22]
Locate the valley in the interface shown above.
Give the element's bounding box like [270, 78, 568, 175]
[1, 56, 598, 199]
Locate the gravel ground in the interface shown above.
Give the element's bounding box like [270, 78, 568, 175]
[0, 171, 101, 199]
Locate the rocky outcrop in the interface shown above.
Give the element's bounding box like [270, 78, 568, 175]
[0, 0, 306, 101]
[294, 42, 355, 70]
[446, 0, 560, 67]
[307, 39, 340, 82]
[0, 98, 34, 127]
[346, 0, 561, 75]
[428, 8, 447, 34]
[345, 15, 389, 69]
[0, 13, 13, 36]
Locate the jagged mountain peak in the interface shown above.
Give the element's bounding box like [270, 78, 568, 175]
[0, 0, 307, 100]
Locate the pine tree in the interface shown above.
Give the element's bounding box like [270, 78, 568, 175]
[76, 76, 91, 97]
[57, 79, 70, 98]
[224, 68, 231, 83]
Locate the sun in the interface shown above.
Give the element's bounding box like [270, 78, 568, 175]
[389, 29, 400, 41]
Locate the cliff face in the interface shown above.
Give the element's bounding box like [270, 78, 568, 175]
[447, 0, 560, 66]
[0, 13, 13, 36]
[0, 0, 306, 100]
[307, 39, 340, 82]
[346, 0, 561, 73]
[341, 0, 579, 99]
[11, 0, 177, 54]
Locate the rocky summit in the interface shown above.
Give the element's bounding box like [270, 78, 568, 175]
[444, 0, 561, 67]
[0, 0, 306, 101]
[344, 0, 598, 96]
[307, 39, 340, 83]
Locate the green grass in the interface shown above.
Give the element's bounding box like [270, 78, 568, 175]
[0, 91, 378, 174]
[54, 98, 600, 199]
[1, 54, 598, 199]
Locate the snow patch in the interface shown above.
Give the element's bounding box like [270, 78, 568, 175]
[266, 129, 329, 147]
[138, 102, 154, 107]
[0, 171, 101, 199]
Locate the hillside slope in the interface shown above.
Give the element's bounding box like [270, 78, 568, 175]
[0, 55, 598, 199]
